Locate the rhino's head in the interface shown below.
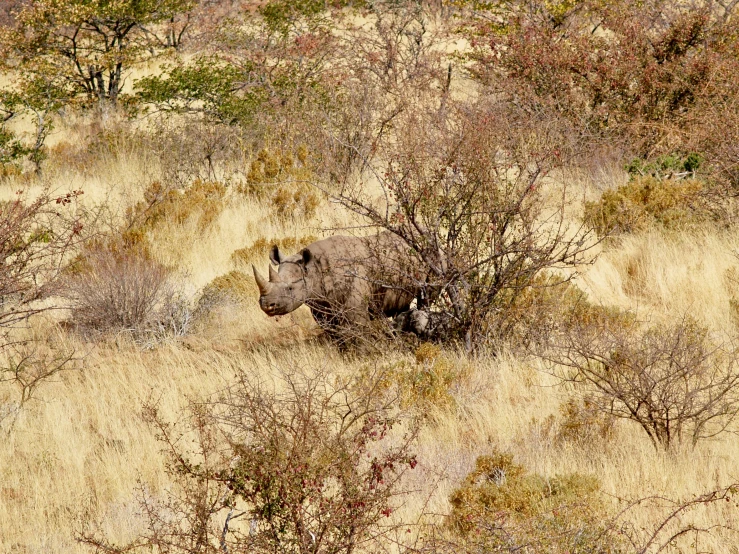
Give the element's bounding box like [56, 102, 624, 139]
[252, 245, 313, 316]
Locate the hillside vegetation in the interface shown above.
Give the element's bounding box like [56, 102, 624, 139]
[2, 1, 739, 552]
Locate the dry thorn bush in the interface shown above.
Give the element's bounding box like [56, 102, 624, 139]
[545, 312, 739, 449]
[148, 120, 250, 188]
[61, 241, 189, 341]
[79, 364, 420, 554]
[0, 187, 84, 425]
[0, 188, 85, 327]
[327, 99, 597, 350]
[0, 325, 80, 429]
[463, 0, 739, 161]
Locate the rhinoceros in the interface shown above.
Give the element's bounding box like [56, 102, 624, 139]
[252, 233, 419, 334]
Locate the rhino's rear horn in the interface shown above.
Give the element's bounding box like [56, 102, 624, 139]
[269, 265, 281, 283]
[252, 265, 271, 296]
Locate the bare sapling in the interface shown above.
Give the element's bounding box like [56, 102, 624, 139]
[325, 99, 598, 350]
[544, 311, 739, 449]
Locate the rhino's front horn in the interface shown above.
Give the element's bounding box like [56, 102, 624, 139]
[269, 265, 281, 283]
[252, 265, 271, 296]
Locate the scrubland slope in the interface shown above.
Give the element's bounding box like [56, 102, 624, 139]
[2, 136, 739, 552]
[3, 1, 739, 553]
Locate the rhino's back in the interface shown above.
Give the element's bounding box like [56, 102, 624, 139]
[305, 232, 416, 319]
[305, 235, 373, 308]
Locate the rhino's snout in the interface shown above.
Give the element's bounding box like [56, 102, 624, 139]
[259, 297, 281, 315]
[259, 293, 302, 316]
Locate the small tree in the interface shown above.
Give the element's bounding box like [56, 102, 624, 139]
[79, 365, 419, 554]
[0, 0, 195, 108]
[134, 0, 342, 127]
[546, 311, 739, 449]
[0, 73, 69, 171]
[0, 188, 84, 424]
[328, 101, 597, 349]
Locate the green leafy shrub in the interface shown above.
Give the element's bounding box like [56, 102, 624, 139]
[446, 451, 619, 553]
[584, 175, 713, 236]
[625, 153, 703, 179]
[2, 0, 194, 109]
[0, 126, 28, 169]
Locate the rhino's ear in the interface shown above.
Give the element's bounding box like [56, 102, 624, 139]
[269, 245, 282, 266]
[301, 248, 313, 266]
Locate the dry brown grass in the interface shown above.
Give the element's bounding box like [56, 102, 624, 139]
[2, 119, 739, 553]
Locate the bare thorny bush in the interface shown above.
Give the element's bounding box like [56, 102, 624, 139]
[61, 241, 191, 343]
[79, 364, 421, 554]
[324, 99, 597, 350]
[0, 188, 84, 426]
[542, 310, 739, 450]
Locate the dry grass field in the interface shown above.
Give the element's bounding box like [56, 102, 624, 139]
[3, 2, 739, 553]
[2, 117, 739, 552]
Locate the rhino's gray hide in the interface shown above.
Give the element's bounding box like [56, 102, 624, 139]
[253, 232, 420, 335]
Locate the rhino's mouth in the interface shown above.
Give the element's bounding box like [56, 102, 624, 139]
[259, 296, 300, 316]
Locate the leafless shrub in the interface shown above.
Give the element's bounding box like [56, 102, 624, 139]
[62, 242, 186, 340]
[0, 187, 84, 425]
[316, 2, 451, 186]
[147, 119, 249, 188]
[79, 363, 420, 554]
[326, 99, 597, 350]
[0, 327, 80, 429]
[544, 312, 739, 449]
[0, 188, 84, 327]
[611, 484, 739, 553]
